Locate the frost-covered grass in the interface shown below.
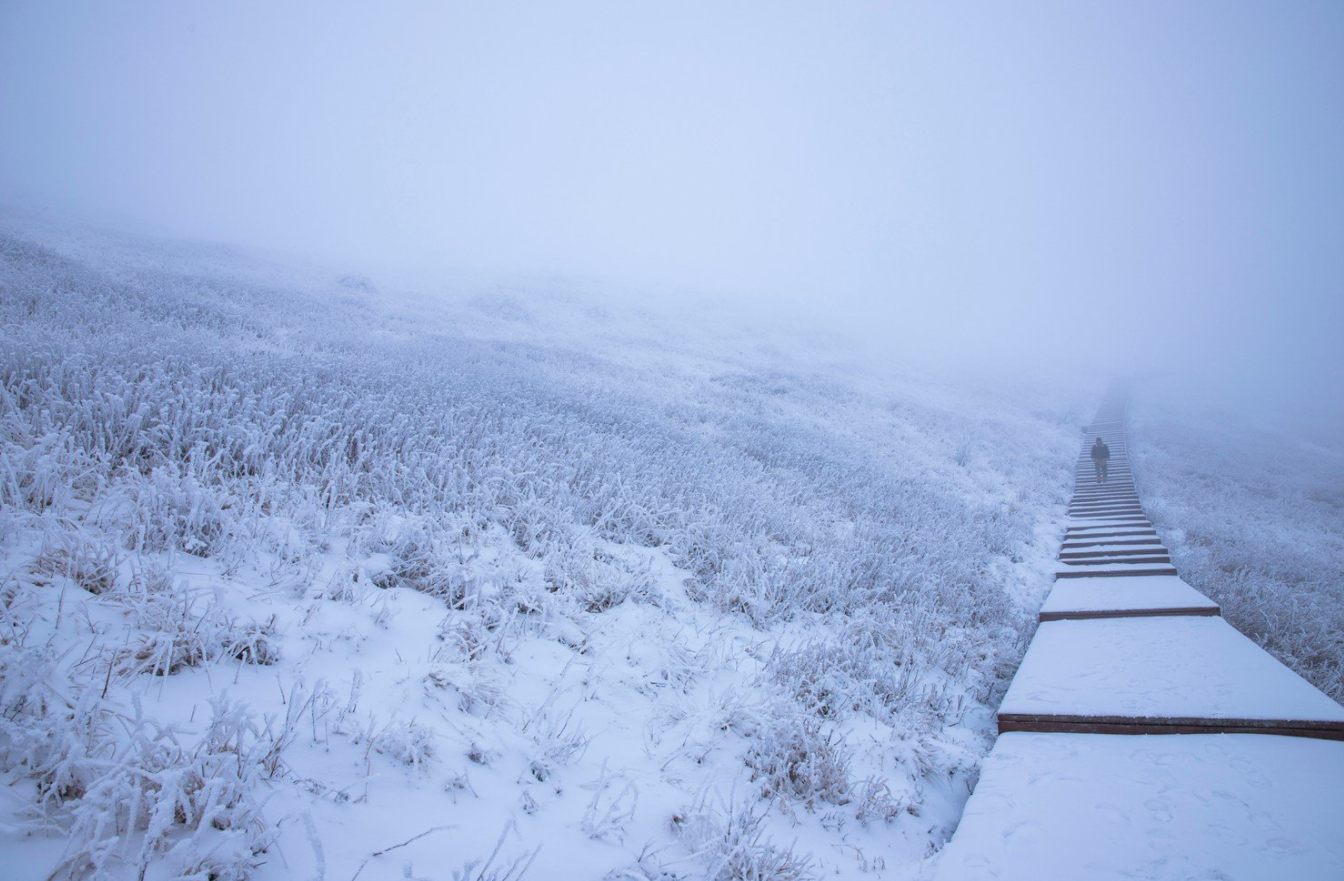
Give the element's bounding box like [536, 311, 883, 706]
[1132, 390, 1344, 703]
[0, 214, 1089, 880]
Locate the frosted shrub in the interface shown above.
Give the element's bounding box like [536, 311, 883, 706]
[763, 613, 985, 746]
[371, 719, 438, 768]
[438, 603, 518, 663]
[505, 493, 575, 558]
[765, 643, 854, 720]
[676, 798, 818, 881]
[52, 697, 272, 881]
[125, 557, 182, 598]
[31, 523, 121, 595]
[0, 641, 54, 723]
[0, 425, 95, 512]
[545, 545, 657, 613]
[127, 465, 235, 557]
[103, 588, 277, 677]
[425, 664, 506, 717]
[373, 519, 487, 609]
[29, 694, 108, 812]
[744, 711, 851, 809]
[852, 778, 907, 827]
[221, 614, 280, 666]
[527, 708, 588, 770]
[372, 523, 441, 590]
[0, 645, 101, 810]
[114, 593, 219, 676]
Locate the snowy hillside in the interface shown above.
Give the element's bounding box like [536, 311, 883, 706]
[1132, 392, 1344, 703]
[0, 216, 1092, 881]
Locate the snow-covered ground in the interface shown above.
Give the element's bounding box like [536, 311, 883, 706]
[1131, 388, 1344, 704]
[932, 732, 1344, 881]
[0, 213, 1095, 880]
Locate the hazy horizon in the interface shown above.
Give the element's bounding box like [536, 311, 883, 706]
[2, 1, 1342, 412]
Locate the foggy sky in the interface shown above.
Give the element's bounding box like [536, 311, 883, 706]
[2, 1, 1342, 400]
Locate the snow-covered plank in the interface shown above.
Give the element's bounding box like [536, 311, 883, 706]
[1069, 501, 1140, 508]
[1060, 535, 1160, 546]
[1057, 554, 1172, 566]
[1068, 500, 1142, 509]
[1060, 536, 1162, 550]
[1063, 523, 1154, 535]
[1069, 493, 1140, 502]
[1063, 521, 1152, 531]
[1039, 574, 1219, 621]
[1055, 562, 1178, 579]
[932, 732, 1344, 881]
[1066, 516, 1146, 525]
[999, 617, 1344, 737]
[1056, 561, 1174, 573]
[1057, 546, 1171, 560]
[1058, 542, 1167, 553]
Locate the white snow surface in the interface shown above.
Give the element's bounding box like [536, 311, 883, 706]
[0, 213, 1097, 880]
[1000, 617, 1344, 725]
[932, 732, 1344, 881]
[1038, 575, 1218, 618]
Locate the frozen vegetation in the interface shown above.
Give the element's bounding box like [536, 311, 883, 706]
[1132, 393, 1344, 703]
[0, 214, 1092, 880]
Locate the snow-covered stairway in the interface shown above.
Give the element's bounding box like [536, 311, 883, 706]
[930, 386, 1344, 880]
[1056, 391, 1176, 579]
[1002, 387, 1344, 739]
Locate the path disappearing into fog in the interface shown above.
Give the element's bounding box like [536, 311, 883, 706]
[933, 385, 1344, 880]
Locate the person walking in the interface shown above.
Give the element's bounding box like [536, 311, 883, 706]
[1091, 437, 1111, 483]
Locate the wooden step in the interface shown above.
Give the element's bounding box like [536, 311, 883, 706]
[1064, 522, 1154, 533]
[1060, 537, 1163, 550]
[1056, 563, 1178, 579]
[998, 617, 1344, 739]
[1058, 546, 1170, 560]
[1039, 574, 1219, 621]
[1058, 556, 1172, 568]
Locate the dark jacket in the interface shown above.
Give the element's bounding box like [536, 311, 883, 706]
[1090, 441, 1110, 461]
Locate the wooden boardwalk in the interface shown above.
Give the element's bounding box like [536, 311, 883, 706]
[933, 385, 1344, 879]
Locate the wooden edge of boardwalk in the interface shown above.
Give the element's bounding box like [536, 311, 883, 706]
[1038, 606, 1220, 622]
[997, 714, 1344, 741]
